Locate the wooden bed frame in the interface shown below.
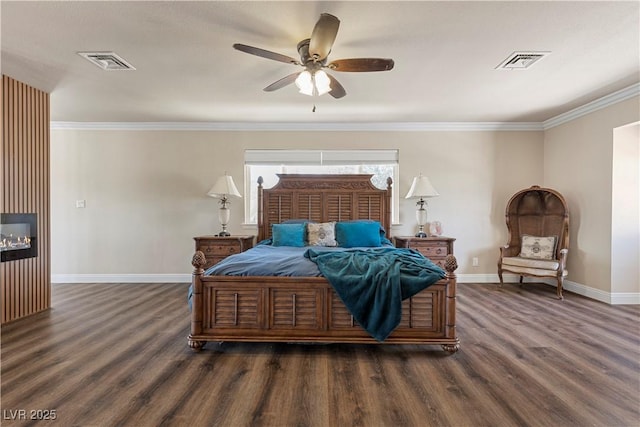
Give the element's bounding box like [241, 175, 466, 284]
[189, 174, 459, 353]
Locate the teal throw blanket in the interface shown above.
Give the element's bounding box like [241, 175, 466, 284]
[305, 247, 446, 341]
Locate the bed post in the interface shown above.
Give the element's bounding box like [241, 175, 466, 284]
[257, 176, 264, 242]
[385, 177, 393, 237]
[188, 251, 207, 351]
[442, 254, 459, 353]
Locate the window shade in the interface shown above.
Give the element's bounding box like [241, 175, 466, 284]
[245, 149, 398, 165]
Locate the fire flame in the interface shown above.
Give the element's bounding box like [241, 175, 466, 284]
[0, 234, 31, 251]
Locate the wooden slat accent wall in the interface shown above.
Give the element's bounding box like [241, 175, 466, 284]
[1, 75, 50, 324]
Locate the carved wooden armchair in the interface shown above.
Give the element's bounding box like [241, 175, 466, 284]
[498, 185, 570, 299]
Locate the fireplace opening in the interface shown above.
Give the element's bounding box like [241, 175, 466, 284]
[1, 213, 38, 262]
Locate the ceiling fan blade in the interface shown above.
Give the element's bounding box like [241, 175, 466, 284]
[309, 13, 340, 61]
[233, 44, 301, 65]
[327, 74, 346, 99]
[327, 58, 395, 72]
[263, 72, 300, 92]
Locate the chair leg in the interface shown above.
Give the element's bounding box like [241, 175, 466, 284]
[498, 268, 504, 287]
[556, 276, 564, 300]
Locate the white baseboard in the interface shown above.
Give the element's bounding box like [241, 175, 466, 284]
[51, 273, 639, 305]
[458, 273, 639, 305]
[609, 293, 640, 305]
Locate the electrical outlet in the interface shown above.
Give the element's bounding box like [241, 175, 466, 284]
[472, 257, 479, 267]
[76, 200, 86, 208]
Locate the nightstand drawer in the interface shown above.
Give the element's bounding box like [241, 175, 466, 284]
[412, 245, 449, 258]
[430, 258, 447, 269]
[198, 243, 241, 257]
[394, 236, 455, 266]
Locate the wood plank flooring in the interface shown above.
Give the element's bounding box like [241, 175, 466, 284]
[1, 282, 638, 427]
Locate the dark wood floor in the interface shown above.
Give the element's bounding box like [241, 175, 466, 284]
[1, 282, 638, 427]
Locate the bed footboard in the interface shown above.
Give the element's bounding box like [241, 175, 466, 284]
[188, 251, 459, 353]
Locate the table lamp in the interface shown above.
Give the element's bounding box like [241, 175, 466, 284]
[405, 174, 439, 237]
[207, 174, 242, 236]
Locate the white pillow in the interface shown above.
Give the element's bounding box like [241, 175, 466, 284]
[307, 222, 337, 247]
[520, 235, 557, 260]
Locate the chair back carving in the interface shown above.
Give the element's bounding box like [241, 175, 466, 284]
[505, 185, 569, 259]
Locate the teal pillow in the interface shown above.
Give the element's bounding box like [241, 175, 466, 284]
[335, 221, 382, 248]
[272, 223, 306, 247]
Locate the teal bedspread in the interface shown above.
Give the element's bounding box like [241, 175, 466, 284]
[304, 247, 446, 341]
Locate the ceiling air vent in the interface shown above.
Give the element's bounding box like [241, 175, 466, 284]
[495, 51, 550, 70]
[78, 52, 136, 70]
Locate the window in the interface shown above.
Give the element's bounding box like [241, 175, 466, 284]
[244, 150, 399, 224]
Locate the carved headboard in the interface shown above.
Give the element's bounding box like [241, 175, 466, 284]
[257, 174, 392, 242]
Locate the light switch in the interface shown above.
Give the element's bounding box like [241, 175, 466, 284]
[76, 200, 86, 208]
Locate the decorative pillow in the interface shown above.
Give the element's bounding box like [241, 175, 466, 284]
[335, 221, 382, 248]
[272, 223, 306, 247]
[339, 219, 392, 245]
[519, 235, 557, 260]
[307, 222, 337, 247]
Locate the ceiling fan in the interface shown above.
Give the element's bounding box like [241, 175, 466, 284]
[233, 13, 394, 99]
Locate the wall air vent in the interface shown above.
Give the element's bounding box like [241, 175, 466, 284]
[495, 51, 550, 70]
[78, 52, 136, 70]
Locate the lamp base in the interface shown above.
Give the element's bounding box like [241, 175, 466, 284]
[415, 231, 427, 238]
[217, 231, 230, 237]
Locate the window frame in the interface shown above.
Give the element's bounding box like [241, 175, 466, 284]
[244, 149, 399, 225]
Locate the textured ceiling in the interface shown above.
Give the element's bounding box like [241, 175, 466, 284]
[1, 1, 639, 124]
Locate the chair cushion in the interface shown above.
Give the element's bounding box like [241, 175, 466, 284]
[502, 256, 568, 278]
[519, 235, 557, 260]
[503, 256, 560, 270]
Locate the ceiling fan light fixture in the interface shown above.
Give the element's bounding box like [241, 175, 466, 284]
[295, 70, 331, 97]
[295, 70, 314, 96]
[314, 70, 331, 95]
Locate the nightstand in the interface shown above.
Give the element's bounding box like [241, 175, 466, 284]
[394, 236, 455, 269]
[194, 235, 255, 269]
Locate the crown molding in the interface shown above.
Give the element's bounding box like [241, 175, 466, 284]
[50, 121, 543, 131]
[50, 83, 639, 132]
[543, 83, 640, 130]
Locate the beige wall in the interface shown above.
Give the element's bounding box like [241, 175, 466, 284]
[544, 96, 640, 297]
[50, 130, 543, 277]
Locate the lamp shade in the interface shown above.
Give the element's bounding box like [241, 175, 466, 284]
[295, 70, 332, 96]
[405, 174, 439, 199]
[314, 70, 331, 95]
[295, 71, 314, 96]
[207, 174, 242, 199]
